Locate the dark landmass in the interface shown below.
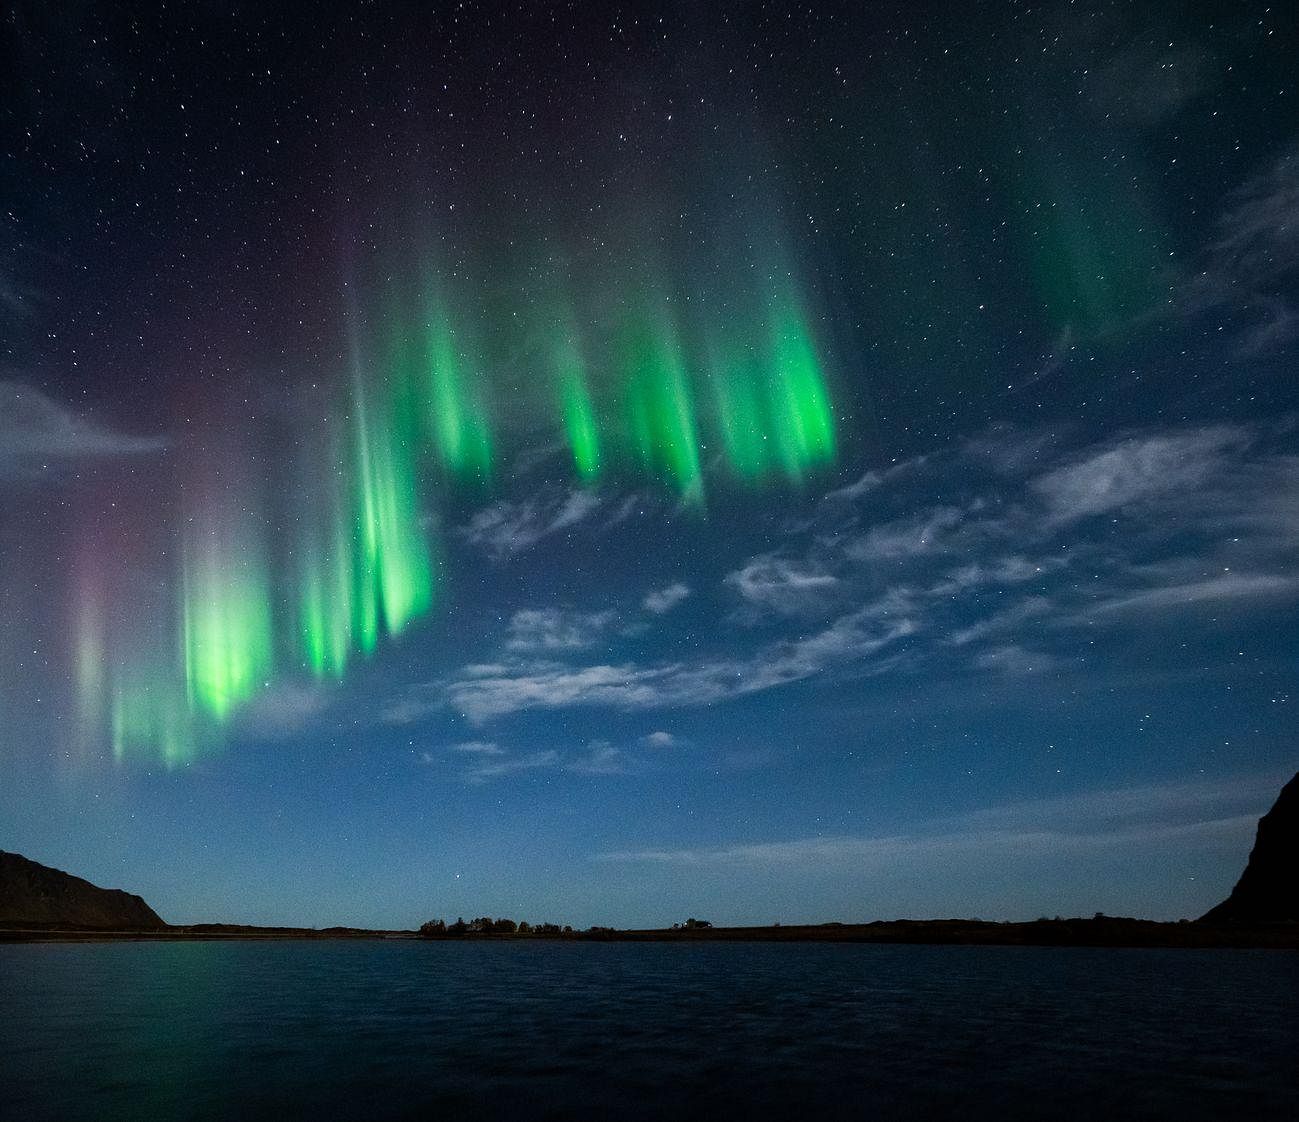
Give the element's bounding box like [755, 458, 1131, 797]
[1202, 771, 1299, 922]
[4, 771, 1295, 947]
[5, 917, 1297, 948]
[0, 850, 166, 931]
[0, 924, 413, 942]
[568, 917, 1299, 949]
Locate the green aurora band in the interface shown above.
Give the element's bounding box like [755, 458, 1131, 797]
[297, 434, 360, 679]
[352, 334, 437, 641]
[74, 239, 839, 765]
[111, 668, 199, 770]
[708, 289, 836, 482]
[296, 326, 439, 683]
[555, 331, 602, 482]
[423, 300, 493, 481]
[622, 301, 704, 503]
[180, 507, 275, 722]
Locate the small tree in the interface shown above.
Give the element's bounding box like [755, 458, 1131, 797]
[517, 921, 532, 934]
[449, 917, 468, 935]
[492, 918, 517, 934]
[419, 919, 447, 937]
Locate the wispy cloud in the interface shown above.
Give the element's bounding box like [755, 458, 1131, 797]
[845, 505, 968, 561]
[599, 772, 1279, 866]
[822, 456, 926, 505]
[424, 733, 677, 783]
[972, 644, 1063, 675]
[642, 582, 691, 615]
[1184, 141, 1299, 353]
[726, 554, 839, 615]
[449, 740, 506, 756]
[422, 739, 560, 783]
[601, 817, 1257, 868]
[1032, 426, 1247, 523]
[0, 381, 165, 478]
[1086, 572, 1299, 617]
[823, 470, 883, 504]
[505, 607, 617, 652]
[929, 557, 1059, 599]
[403, 419, 1297, 729]
[435, 600, 917, 723]
[565, 740, 628, 776]
[461, 749, 560, 783]
[461, 487, 603, 558]
[946, 597, 1053, 647]
[234, 683, 332, 740]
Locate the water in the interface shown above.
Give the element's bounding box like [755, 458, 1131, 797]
[1, 941, 1295, 1120]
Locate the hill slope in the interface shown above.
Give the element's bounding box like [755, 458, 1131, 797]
[1201, 771, 1299, 922]
[0, 851, 166, 929]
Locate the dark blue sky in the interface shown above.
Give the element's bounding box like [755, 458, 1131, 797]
[1, 1, 1295, 927]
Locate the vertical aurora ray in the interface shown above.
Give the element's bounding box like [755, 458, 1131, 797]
[297, 443, 357, 680]
[765, 290, 836, 478]
[423, 300, 493, 481]
[70, 558, 109, 758]
[709, 341, 772, 481]
[351, 330, 436, 640]
[180, 504, 275, 722]
[66, 503, 210, 768]
[50, 215, 844, 772]
[553, 329, 601, 481]
[111, 667, 199, 770]
[296, 311, 440, 678]
[622, 305, 703, 502]
[703, 283, 836, 483]
[1012, 145, 1170, 336]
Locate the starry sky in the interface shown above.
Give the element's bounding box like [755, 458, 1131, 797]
[1, 1, 1296, 929]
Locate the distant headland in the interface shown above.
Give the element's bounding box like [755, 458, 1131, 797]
[4, 771, 1296, 949]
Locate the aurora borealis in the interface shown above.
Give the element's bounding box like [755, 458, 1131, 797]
[2, 1, 1298, 929]
[45, 224, 843, 764]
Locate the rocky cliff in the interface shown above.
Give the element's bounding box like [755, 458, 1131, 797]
[0, 851, 166, 929]
[1201, 771, 1298, 922]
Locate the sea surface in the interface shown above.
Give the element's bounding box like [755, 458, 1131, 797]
[1, 940, 1296, 1120]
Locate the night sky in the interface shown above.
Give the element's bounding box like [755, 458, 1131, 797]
[2, 1, 1296, 929]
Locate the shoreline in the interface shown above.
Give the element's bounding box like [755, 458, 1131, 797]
[4, 917, 1297, 949]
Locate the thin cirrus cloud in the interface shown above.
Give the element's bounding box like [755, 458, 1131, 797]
[0, 380, 165, 478]
[726, 555, 840, 616]
[1085, 572, 1299, 617]
[388, 419, 1299, 734]
[642, 583, 691, 615]
[972, 644, 1065, 676]
[461, 487, 604, 558]
[460, 749, 560, 784]
[1184, 140, 1299, 353]
[424, 604, 918, 725]
[420, 739, 558, 784]
[1031, 426, 1247, 523]
[597, 770, 1282, 867]
[505, 607, 618, 653]
[425, 735, 671, 784]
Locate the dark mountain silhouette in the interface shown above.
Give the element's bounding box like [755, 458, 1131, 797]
[4, 773, 1298, 939]
[1201, 771, 1299, 923]
[0, 851, 166, 930]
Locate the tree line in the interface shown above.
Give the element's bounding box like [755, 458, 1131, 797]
[418, 916, 713, 936]
[419, 917, 573, 936]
